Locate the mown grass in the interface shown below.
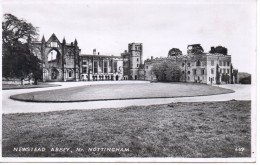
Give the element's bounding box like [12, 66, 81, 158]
[10, 82, 233, 102]
[2, 83, 59, 90]
[2, 100, 251, 157]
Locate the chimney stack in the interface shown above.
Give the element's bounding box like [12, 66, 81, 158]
[93, 49, 96, 55]
[151, 56, 154, 60]
[98, 52, 100, 55]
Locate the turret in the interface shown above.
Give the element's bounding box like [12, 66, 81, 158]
[41, 35, 45, 43]
[74, 38, 78, 46]
[62, 37, 66, 45]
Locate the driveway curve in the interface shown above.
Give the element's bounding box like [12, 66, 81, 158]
[2, 81, 251, 114]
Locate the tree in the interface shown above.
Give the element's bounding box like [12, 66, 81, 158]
[151, 61, 181, 82]
[209, 46, 228, 55]
[2, 13, 42, 83]
[168, 48, 182, 56]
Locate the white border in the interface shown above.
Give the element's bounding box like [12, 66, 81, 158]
[0, 0, 257, 163]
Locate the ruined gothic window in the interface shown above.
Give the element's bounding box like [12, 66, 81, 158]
[50, 42, 58, 48]
[47, 50, 58, 62]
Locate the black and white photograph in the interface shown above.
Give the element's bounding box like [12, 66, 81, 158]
[1, 0, 257, 163]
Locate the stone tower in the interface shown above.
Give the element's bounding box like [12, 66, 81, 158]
[128, 43, 143, 80]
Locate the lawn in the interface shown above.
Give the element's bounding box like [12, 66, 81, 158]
[2, 100, 251, 157]
[10, 82, 233, 102]
[2, 83, 60, 90]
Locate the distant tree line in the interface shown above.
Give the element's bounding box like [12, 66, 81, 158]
[2, 13, 42, 84]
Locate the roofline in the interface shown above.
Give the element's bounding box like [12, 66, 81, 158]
[80, 54, 122, 58]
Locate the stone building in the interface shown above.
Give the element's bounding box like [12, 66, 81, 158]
[31, 34, 237, 84]
[144, 44, 238, 84]
[121, 43, 144, 80]
[80, 50, 124, 81]
[31, 33, 81, 82]
[31, 34, 143, 81]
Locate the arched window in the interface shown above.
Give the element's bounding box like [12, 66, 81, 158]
[68, 71, 72, 77]
[196, 60, 201, 66]
[48, 50, 58, 62]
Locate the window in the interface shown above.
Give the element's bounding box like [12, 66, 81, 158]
[187, 63, 190, 67]
[223, 69, 226, 74]
[187, 71, 190, 75]
[146, 66, 148, 69]
[137, 64, 139, 67]
[47, 50, 58, 62]
[94, 61, 98, 73]
[193, 69, 196, 75]
[114, 62, 117, 72]
[211, 69, 214, 74]
[50, 42, 58, 48]
[227, 69, 230, 74]
[187, 76, 190, 80]
[227, 62, 230, 66]
[182, 63, 185, 67]
[211, 60, 214, 66]
[196, 60, 201, 66]
[223, 61, 226, 66]
[220, 69, 222, 73]
[182, 71, 185, 74]
[219, 61, 222, 66]
[83, 67, 87, 74]
[104, 61, 108, 73]
[201, 69, 205, 75]
[83, 61, 87, 65]
[68, 71, 72, 77]
[137, 58, 139, 62]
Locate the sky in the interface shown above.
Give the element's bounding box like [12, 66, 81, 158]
[2, 0, 256, 73]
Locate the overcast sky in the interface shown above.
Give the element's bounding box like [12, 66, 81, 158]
[2, 0, 256, 73]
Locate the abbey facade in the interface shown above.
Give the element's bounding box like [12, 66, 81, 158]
[31, 34, 237, 84]
[31, 34, 143, 82]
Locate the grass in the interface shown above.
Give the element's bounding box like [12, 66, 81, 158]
[2, 83, 60, 90]
[2, 100, 251, 157]
[10, 82, 233, 102]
